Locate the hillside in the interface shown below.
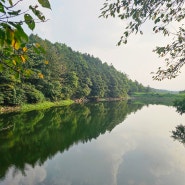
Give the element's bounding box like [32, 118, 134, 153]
[0, 35, 150, 106]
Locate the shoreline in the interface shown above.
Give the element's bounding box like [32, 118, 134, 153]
[0, 100, 74, 114]
[0, 97, 128, 114]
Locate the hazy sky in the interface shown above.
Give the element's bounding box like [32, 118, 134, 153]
[31, 0, 185, 91]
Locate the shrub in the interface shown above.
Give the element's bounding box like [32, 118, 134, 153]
[23, 84, 45, 104]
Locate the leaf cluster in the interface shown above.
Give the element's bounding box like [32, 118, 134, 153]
[0, 0, 51, 78]
[100, 0, 185, 80]
[171, 124, 185, 144]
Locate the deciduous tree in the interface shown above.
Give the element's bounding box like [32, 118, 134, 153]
[100, 0, 185, 80]
[0, 0, 51, 77]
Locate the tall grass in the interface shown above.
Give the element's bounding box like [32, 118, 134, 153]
[21, 100, 74, 112]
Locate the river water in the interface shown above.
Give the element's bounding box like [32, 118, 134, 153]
[0, 102, 185, 185]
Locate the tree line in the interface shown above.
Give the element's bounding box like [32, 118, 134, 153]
[0, 34, 151, 106]
[1, 0, 185, 97]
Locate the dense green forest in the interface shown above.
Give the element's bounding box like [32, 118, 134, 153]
[0, 35, 150, 106]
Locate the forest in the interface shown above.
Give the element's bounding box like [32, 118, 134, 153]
[0, 34, 150, 106]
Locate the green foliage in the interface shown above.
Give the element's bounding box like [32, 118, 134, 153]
[23, 84, 45, 104]
[131, 92, 181, 106]
[38, 0, 51, 9]
[174, 97, 185, 115]
[0, 35, 150, 106]
[0, 0, 51, 77]
[0, 84, 16, 105]
[179, 90, 185, 94]
[100, 0, 185, 80]
[20, 100, 74, 112]
[171, 124, 185, 144]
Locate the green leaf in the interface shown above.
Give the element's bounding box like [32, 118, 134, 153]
[29, 6, 45, 21]
[124, 31, 128, 37]
[154, 17, 160, 24]
[117, 40, 121, 46]
[8, 0, 13, 6]
[24, 14, 35, 30]
[5, 27, 14, 45]
[166, 3, 172, 8]
[13, 24, 28, 43]
[0, 63, 3, 72]
[8, 10, 21, 16]
[0, 2, 5, 13]
[0, 29, 5, 47]
[38, 0, 51, 9]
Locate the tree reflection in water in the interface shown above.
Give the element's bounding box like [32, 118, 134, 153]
[172, 98, 185, 145]
[0, 101, 144, 180]
[174, 98, 185, 115]
[172, 125, 185, 145]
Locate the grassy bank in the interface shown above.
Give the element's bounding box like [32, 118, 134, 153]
[0, 100, 74, 114]
[21, 99, 74, 112]
[130, 92, 185, 106]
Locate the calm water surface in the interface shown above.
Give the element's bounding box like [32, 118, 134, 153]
[0, 102, 185, 185]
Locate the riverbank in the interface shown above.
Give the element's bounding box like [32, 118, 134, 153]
[0, 97, 127, 114]
[1, 93, 183, 114]
[0, 100, 74, 114]
[130, 92, 184, 106]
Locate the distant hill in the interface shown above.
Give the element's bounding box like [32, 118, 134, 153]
[0, 34, 152, 106]
[150, 88, 179, 94]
